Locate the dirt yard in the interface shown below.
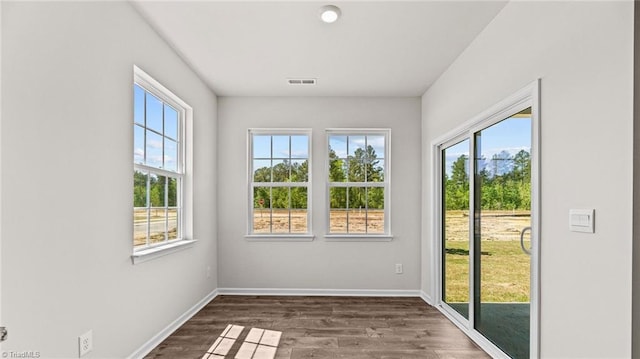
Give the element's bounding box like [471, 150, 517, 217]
[253, 209, 308, 233]
[134, 209, 178, 246]
[445, 210, 531, 241]
[252, 209, 385, 234]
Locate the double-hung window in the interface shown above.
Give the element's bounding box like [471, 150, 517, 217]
[133, 67, 191, 252]
[327, 129, 391, 238]
[248, 129, 312, 238]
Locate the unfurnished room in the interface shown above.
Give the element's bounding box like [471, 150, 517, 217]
[1, 1, 639, 358]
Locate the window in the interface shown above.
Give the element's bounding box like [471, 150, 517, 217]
[248, 129, 311, 237]
[133, 66, 191, 253]
[327, 129, 390, 237]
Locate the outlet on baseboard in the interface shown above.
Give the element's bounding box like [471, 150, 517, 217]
[395, 264, 403, 274]
[78, 330, 93, 357]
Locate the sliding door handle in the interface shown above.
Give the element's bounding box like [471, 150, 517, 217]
[520, 226, 532, 255]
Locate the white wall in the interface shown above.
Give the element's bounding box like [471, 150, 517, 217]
[218, 97, 421, 291]
[633, 2, 640, 357]
[422, 1, 633, 358]
[1, 2, 217, 357]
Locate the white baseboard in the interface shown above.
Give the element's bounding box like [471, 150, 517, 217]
[128, 288, 219, 359]
[217, 288, 421, 297]
[420, 290, 433, 305]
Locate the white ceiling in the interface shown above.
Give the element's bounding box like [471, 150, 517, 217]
[132, 1, 508, 97]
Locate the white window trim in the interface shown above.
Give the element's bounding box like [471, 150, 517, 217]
[131, 239, 197, 265]
[325, 128, 392, 241]
[246, 128, 313, 241]
[244, 234, 315, 242]
[131, 65, 195, 264]
[324, 234, 393, 242]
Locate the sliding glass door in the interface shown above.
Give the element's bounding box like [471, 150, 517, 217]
[473, 109, 532, 359]
[438, 84, 539, 359]
[442, 139, 470, 319]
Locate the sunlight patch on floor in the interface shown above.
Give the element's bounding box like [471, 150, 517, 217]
[201, 324, 282, 359]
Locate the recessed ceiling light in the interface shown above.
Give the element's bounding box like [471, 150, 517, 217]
[319, 5, 341, 24]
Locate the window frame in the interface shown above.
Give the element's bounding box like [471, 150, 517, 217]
[246, 128, 314, 241]
[131, 65, 195, 263]
[325, 128, 392, 241]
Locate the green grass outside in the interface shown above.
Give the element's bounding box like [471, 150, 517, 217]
[444, 239, 530, 303]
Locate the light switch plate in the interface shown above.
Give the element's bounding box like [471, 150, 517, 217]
[569, 209, 595, 233]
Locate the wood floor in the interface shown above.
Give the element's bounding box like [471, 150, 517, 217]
[145, 296, 490, 359]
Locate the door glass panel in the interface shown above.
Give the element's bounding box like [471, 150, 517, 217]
[442, 139, 470, 319]
[474, 108, 532, 359]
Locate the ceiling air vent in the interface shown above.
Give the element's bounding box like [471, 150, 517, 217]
[287, 78, 317, 85]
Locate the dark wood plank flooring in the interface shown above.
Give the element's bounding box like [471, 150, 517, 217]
[144, 296, 489, 359]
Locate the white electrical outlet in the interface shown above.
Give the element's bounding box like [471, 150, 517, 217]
[79, 330, 93, 357]
[206, 266, 211, 278]
[395, 264, 403, 274]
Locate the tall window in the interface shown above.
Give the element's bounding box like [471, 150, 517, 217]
[249, 129, 311, 235]
[133, 72, 186, 250]
[327, 129, 390, 235]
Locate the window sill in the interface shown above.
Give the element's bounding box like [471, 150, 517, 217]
[131, 239, 197, 265]
[324, 235, 394, 242]
[245, 234, 315, 242]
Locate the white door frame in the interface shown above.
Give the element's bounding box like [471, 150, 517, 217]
[430, 80, 540, 358]
[0, 0, 4, 351]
